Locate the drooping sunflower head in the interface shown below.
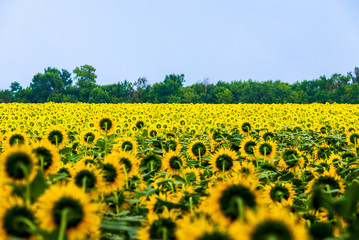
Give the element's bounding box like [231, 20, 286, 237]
[101, 156, 125, 193]
[254, 140, 277, 160]
[32, 141, 61, 176]
[240, 121, 252, 135]
[45, 126, 68, 147]
[35, 184, 101, 240]
[279, 147, 303, 171]
[97, 116, 114, 134]
[163, 138, 181, 153]
[260, 130, 277, 141]
[2, 130, 28, 149]
[140, 153, 163, 173]
[69, 161, 104, 195]
[162, 151, 184, 175]
[79, 129, 100, 145]
[230, 206, 309, 240]
[239, 136, 257, 160]
[108, 151, 139, 177]
[187, 140, 208, 160]
[209, 148, 239, 175]
[263, 182, 295, 207]
[1, 145, 38, 184]
[0, 197, 37, 240]
[206, 176, 260, 223]
[115, 136, 138, 154]
[346, 131, 359, 146]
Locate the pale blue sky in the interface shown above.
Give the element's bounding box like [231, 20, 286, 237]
[0, 0, 358, 89]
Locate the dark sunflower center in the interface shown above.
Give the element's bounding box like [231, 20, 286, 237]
[121, 141, 133, 151]
[314, 176, 340, 196]
[169, 156, 182, 170]
[136, 121, 144, 129]
[149, 218, 176, 240]
[342, 152, 356, 160]
[5, 152, 33, 180]
[219, 185, 256, 221]
[259, 143, 273, 156]
[52, 197, 85, 229]
[244, 141, 256, 155]
[164, 140, 177, 152]
[141, 154, 162, 172]
[99, 118, 113, 131]
[191, 142, 206, 157]
[241, 122, 251, 133]
[251, 220, 293, 240]
[48, 130, 64, 145]
[149, 130, 157, 137]
[103, 164, 118, 183]
[212, 131, 222, 142]
[197, 232, 233, 240]
[74, 170, 96, 190]
[3, 206, 35, 238]
[120, 158, 132, 173]
[215, 154, 234, 171]
[282, 150, 300, 167]
[33, 147, 53, 171]
[180, 120, 186, 126]
[9, 134, 25, 146]
[263, 132, 275, 141]
[84, 132, 95, 143]
[270, 185, 290, 202]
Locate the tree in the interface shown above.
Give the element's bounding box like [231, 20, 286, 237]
[73, 65, 97, 102]
[30, 68, 64, 102]
[10, 82, 22, 97]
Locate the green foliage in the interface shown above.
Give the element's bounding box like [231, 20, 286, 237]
[3, 66, 359, 104]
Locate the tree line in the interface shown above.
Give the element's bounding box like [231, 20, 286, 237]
[1, 65, 359, 104]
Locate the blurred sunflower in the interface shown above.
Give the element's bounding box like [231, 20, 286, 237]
[209, 148, 239, 177]
[36, 184, 100, 240]
[239, 136, 257, 160]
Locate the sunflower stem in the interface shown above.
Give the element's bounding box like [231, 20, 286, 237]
[55, 135, 58, 148]
[198, 148, 202, 167]
[82, 176, 87, 192]
[150, 161, 154, 172]
[236, 198, 245, 222]
[162, 227, 168, 240]
[18, 163, 31, 206]
[58, 208, 69, 240]
[15, 216, 44, 240]
[123, 165, 129, 189]
[178, 162, 188, 185]
[222, 160, 226, 181]
[189, 196, 194, 213]
[113, 191, 120, 214]
[40, 155, 44, 172]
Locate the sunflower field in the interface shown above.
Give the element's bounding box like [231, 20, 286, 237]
[2, 102, 359, 240]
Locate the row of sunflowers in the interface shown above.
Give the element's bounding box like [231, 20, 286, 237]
[1, 103, 359, 239]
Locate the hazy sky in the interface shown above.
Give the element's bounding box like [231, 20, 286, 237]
[0, 0, 358, 89]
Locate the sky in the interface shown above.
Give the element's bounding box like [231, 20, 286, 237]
[0, 0, 358, 89]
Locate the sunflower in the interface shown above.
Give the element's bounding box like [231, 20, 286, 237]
[45, 125, 68, 148]
[313, 142, 332, 161]
[35, 184, 101, 240]
[31, 140, 61, 176]
[239, 121, 252, 136]
[230, 207, 309, 240]
[0, 197, 37, 240]
[140, 153, 163, 173]
[115, 136, 138, 154]
[205, 175, 260, 224]
[147, 125, 159, 138]
[239, 136, 257, 160]
[108, 151, 139, 177]
[162, 151, 185, 175]
[69, 161, 105, 195]
[137, 207, 179, 240]
[260, 130, 277, 141]
[2, 130, 28, 149]
[209, 148, 239, 177]
[79, 129, 100, 146]
[305, 166, 345, 198]
[278, 147, 304, 172]
[96, 116, 115, 134]
[263, 181, 295, 208]
[238, 160, 257, 179]
[346, 131, 359, 146]
[163, 138, 181, 153]
[187, 140, 208, 160]
[254, 140, 277, 160]
[0, 145, 38, 184]
[176, 215, 235, 240]
[101, 156, 125, 194]
[328, 153, 343, 169]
